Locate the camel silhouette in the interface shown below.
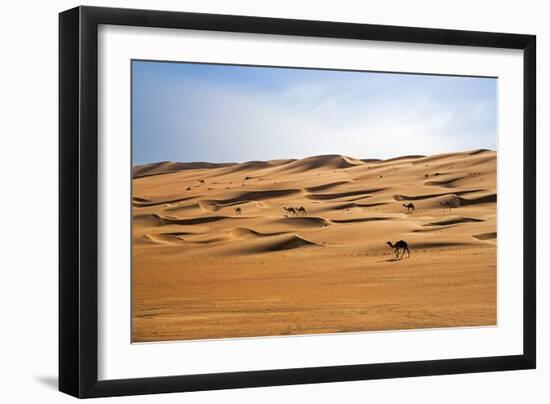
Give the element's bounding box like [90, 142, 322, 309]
[283, 206, 296, 216]
[234, 207, 242, 215]
[296, 206, 307, 215]
[440, 201, 452, 211]
[386, 240, 410, 259]
[402, 203, 415, 213]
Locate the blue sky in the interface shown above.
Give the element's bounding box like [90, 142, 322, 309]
[132, 60, 497, 165]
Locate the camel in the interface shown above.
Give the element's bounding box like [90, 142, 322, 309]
[234, 207, 242, 215]
[296, 206, 307, 216]
[283, 206, 296, 216]
[386, 240, 410, 259]
[402, 203, 415, 213]
[440, 201, 452, 211]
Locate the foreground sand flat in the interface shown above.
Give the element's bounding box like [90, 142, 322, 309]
[132, 150, 497, 342]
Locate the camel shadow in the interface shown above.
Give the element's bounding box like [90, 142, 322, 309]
[377, 257, 403, 263]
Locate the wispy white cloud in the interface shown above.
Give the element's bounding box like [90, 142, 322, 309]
[132, 63, 496, 164]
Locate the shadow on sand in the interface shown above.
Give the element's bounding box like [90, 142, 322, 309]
[378, 257, 404, 263]
[387, 257, 403, 262]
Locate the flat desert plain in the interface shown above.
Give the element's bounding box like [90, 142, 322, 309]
[132, 150, 496, 342]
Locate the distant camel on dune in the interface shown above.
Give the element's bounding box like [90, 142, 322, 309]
[386, 240, 410, 259]
[440, 201, 452, 211]
[283, 206, 296, 216]
[234, 207, 242, 215]
[402, 203, 415, 213]
[296, 206, 307, 215]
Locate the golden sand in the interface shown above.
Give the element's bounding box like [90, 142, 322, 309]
[132, 150, 496, 342]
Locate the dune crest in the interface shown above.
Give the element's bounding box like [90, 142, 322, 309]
[274, 154, 364, 172]
[232, 233, 321, 254]
[133, 161, 236, 178]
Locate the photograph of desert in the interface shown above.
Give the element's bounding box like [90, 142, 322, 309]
[131, 61, 497, 342]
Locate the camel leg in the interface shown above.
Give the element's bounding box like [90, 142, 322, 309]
[395, 248, 400, 259]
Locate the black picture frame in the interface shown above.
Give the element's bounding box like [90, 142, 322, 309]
[59, 5, 536, 398]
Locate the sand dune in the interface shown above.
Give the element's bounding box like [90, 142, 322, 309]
[473, 232, 497, 240]
[331, 201, 389, 210]
[424, 175, 468, 187]
[274, 154, 364, 172]
[226, 233, 321, 255]
[306, 181, 352, 192]
[228, 227, 285, 238]
[393, 189, 484, 201]
[425, 216, 485, 226]
[132, 195, 195, 207]
[332, 217, 391, 223]
[458, 194, 497, 205]
[468, 148, 491, 155]
[275, 216, 331, 227]
[380, 154, 426, 163]
[132, 150, 497, 342]
[212, 189, 303, 204]
[306, 188, 386, 201]
[133, 161, 236, 178]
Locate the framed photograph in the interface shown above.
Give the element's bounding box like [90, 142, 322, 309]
[59, 6, 536, 398]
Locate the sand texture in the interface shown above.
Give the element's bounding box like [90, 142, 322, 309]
[132, 150, 497, 342]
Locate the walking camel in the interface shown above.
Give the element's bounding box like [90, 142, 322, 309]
[402, 203, 415, 213]
[234, 207, 242, 215]
[386, 240, 410, 259]
[296, 206, 307, 216]
[283, 206, 296, 216]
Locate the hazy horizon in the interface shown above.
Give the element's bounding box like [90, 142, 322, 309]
[132, 61, 497, 166]
[133, 149, 496, 167]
